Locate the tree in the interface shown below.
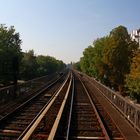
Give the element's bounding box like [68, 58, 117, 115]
[79, 24, 140, 98]
[110, 25, 130, 41]
[0, 24, 22, 85]
[80, 37, 110, 85]
[80, 46, 95, 76]
[103, 25, 132, 92]
[20, 50, 37, 80]
[73, 61, 81, 71]
[36, 55, 48, 76]
[36, 55, 66, 77]
[92, 37, 109, 82]
[56, 60, 66, 72]
[125, 50, 140, 102]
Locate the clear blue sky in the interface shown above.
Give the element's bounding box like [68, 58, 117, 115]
[0, 0, 140, 63]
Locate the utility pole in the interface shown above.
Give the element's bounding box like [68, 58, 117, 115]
[138, 29, 140, 48]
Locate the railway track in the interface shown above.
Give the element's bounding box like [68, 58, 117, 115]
[80, 77, 125, 140]
[22, 72, 73, 140]
[20, 71, 125, 140]
[55, 74, 109, 140]
[0, 71, 127, 139]
[55, 72, 125, 140]
[0, 71, 69, 139]
[0, 73, 60, 119]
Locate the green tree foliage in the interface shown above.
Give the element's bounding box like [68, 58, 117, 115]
[80, 46, 95, 76]
[80, 37, 111, 84]
[125, 50, 140, 101]
[80, 25, 139, 94]
[92, 37, 109, 81]
[36, 55, 48, 76]
[103, 26, 130, 91]
[0, 24, 22, 85]
[36, 55, 66, 76]
[0, 24, 66, 86]
[20, 51, 66, 80]
[43, 56, 58, 74]
[56, 60, 66, 72]
[20, 50, 37, 80]
[72, 61, 81, 71]
[103, 26, 139, 92]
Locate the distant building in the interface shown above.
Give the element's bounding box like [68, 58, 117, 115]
[130, 29, 140, 47]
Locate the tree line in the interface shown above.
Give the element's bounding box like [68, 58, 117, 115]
[74, 25, 140, 102]
[0, 24, 66, 86]
[20, 50, 66, 80]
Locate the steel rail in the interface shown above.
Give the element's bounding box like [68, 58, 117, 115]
[0, 72, 68, 139]
[47, 73, 73, 140]
[77, 75, 110, 140]
[83, 80, 126, 140]
[77, 70, 140, 133]
[0, 73, 64, 123]
[65, 73, 75, 140]
[81, 76, 126, 140]
[20, 72, 71, 140]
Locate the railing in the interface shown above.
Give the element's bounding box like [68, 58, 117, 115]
[0, 73, 58, 104]
[88, 76, 140, 132]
